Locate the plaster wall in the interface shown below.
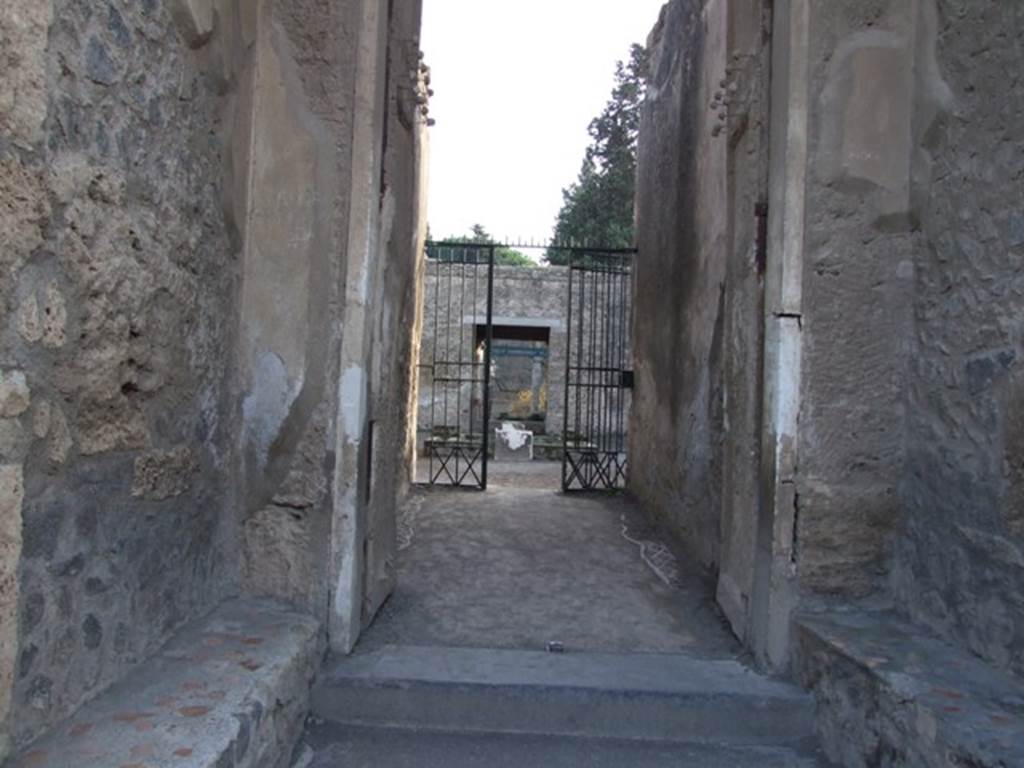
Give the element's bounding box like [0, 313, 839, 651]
[229, 0, 425, 653]
[632, 0, 728, 569]
[716, 0, 773, 654]
[237, 0, 360, 624]
[362, 0, 430, 631]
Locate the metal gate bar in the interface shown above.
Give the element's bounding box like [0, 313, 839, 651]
[561, 250, 634, 492]
[418, 243, 495, 489]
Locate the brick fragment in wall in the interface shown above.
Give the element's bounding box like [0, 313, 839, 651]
[132, 447, 199, 500]
[76, 397, 150, 456]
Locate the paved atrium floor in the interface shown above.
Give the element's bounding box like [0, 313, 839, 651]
[359, 461, 741, 658]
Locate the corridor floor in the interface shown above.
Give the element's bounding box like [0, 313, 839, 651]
[358, 461, 742, 658]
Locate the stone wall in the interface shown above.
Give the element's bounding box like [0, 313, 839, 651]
[2, 0, 240, 753]
[790, 0, 1024, 675]
[0, 0, 428, 755]
[795, 0, 931, 602]
[892, 0, 1024, 676]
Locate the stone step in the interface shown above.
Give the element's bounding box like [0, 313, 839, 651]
[795, 611, 1024, 768]
[311, 644, 817, 747]
[8, 599, 321, 768]
[295, 721, 829, 768]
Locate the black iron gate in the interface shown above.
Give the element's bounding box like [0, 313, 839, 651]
[417, 243, 495, 489]
[561, 249, 634, 492]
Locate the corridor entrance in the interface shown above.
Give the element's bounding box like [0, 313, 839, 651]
[416, 241, 635, 492]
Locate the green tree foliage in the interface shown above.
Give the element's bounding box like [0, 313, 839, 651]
[545, 44, 648, 265]
[427, 223, 534, 267]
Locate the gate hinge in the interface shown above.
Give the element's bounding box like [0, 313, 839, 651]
[621, 370, 635, 389]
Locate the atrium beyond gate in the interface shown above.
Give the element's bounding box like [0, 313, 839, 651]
[416, 242, 635, 492]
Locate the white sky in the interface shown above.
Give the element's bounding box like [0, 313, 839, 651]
[421, 1, 666, 246]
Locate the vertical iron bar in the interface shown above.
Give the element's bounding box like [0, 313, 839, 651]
[470, 249, 479, 442]
[480, 245, 496, 490]
[618, 257, 626, 475]
[613, 259, 621, 459]
[455, 253, 466, 484]
[617, 257, 626, 456]
[430, 256, 440, 483]
[587, 260, 598, 487]
[562, 257, 575, 491]
[574, 257, 585, 453]
[598, 259, 606, 462]
[443, 255, 452, 479]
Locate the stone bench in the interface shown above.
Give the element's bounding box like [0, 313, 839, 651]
[10, 598, 321, 768]
[794, 611, 1024, 768]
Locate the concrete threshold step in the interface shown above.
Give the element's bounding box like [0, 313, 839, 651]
[312, 644, 816, 748]
[795, 611, 1024, 768]
[8, 598, 321, 768]
[295, 721, 829, 768]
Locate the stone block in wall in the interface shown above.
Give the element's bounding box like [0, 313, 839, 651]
[17, 282, 66, 349]
[0, 156, 49, 311]
[0, 464, 23, 763]
[0, 0, 52, 147]
[1003, 366, 1024, 538]
[76, 397, 150, 456]
[818, 39, 913, 213]
[46, 406, 71, 465]
[814, 1, 952, 228]
[0, 372, 30, 419]
[170, 0, 214, 49]
[244, 506, 315, 608]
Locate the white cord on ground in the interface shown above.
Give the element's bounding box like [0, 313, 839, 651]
[620, 515, 680, 588]
[397, 496, 422, 552]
